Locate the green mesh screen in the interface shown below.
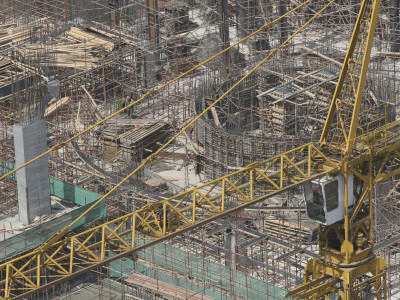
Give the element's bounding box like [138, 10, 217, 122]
[0, 161, 106, 260]
[109, 234, 288, 300]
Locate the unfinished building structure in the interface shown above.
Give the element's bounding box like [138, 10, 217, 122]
[0, 0, 400, 299]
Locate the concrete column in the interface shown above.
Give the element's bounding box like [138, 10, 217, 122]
[279, 0, 288, 45]
[147, 0, 159, 49]
[14, 120, 51, 225]
[218, 0, 230, 69]
[391, 0, 400, 52]
[224, 229, 236, 268]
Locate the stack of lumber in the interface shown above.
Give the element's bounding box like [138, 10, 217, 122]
[102, 120, 170, 159]
[263, 217, 318, 244]
[119, 122, 169, 154]
[13, 26, 116, 70]
[18, 43, 98, 70]
[0, 19, 47, 47]
[44, 97, 70, 117]
[66, 27, 115, 52]
[103, 125, 122, 147]
[0, 58, 19, 90]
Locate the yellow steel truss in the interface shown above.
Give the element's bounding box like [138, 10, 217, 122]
[288, 0, 395, 297]
[1, 127, 400, 299]
[0, 0, 398, 297]
[320, 0, 381, 155]
[0, 143, 338, 299]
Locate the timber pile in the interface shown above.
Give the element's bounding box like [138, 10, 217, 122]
[103, 125, 123, 146]
[0, 19, 47, 47]
[263, 217, 318, 244]
[102, 120, 170, 159]
[44, 97, 70, 117]
[126, 273, 214, 300]
[6, 96, 70, 121]
[66, 27, 115, 52]
[14, 26, 116, 70]
[18, 43, 98, 70]
[0, 58, 27, 91]
[120, 122, 169, 154]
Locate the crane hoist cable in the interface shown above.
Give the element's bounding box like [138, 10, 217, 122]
[36, 0, 337, 252]
[0, 0, 313, 183]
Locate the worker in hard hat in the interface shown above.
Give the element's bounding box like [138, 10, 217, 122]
[118, 95, 131, 110]
[118, 95, 134, 118]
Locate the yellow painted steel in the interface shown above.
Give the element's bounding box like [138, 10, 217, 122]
[287, 0, 392, 297]
[1, 120, 399, 299]
[3, 0, 334, 265]
[320, 0, 381, 154]
[0, 1, 343, 298]
[0, 0, 312, 183]
[0, 0, 317, 258]
[0, 0, 398, 298]
[0, 142, 337, 299]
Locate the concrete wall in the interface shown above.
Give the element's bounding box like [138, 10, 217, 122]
[14, 120, 51, 224]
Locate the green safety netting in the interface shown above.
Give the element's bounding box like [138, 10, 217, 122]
[109, 234, 288, 300]
[0, 201, 106, 260]
[1, 161, 289, 299]
[0, 161, 107, 260]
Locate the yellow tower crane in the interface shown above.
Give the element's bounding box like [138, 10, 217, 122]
[287, 0, 392, 297]
[0, 0, 398, 298]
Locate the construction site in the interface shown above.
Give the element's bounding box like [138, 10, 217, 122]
[0, 0, 400, 298]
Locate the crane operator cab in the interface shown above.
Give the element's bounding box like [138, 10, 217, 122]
[304, 174, 354, 225]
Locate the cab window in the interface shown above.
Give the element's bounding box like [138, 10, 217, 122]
[305, 182, 326, 223]
[324, 180, 338, 212]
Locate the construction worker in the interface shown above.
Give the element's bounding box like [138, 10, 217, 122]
[118, 95, 131, 112]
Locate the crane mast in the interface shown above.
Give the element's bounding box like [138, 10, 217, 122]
[288, 0, 389, 297]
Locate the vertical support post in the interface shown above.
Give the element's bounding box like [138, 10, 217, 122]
[390, 0, 400, 52]
[163, 202, 167, 232]
[343, 162, 351, 262]
[221, 179, 225, 212]
[100, 226, 106, 261]
[192, 191, 196, 224]
[383, 270, 388, 299]
[308, 144, 312, 176]
[280, 156, 284, 188]
[343, 271, 352, 300]
[250, 168, 254, 201]
[218, 0, 230, 71]
[131, 214, 136, 248]
[36, 253, 41, 288]
[69, 239, 74, 273]
[108, 0, 118, 29]
[102, 49, 107, 105]
[279, 0, 288, 45]
[147, 0, 159, 50]
[5, 264, 10, 298]
[369, 149, 374, 244]
[14, 120, 51, 225]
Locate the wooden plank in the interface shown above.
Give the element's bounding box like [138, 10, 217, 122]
[81, 85, 104, 120]
[126, 273, 214, 300]
[210, 107, 221, 126]
[44, 97, 70, 117]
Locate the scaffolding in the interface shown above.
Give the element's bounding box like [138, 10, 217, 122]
[0, 0, 400, 299]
